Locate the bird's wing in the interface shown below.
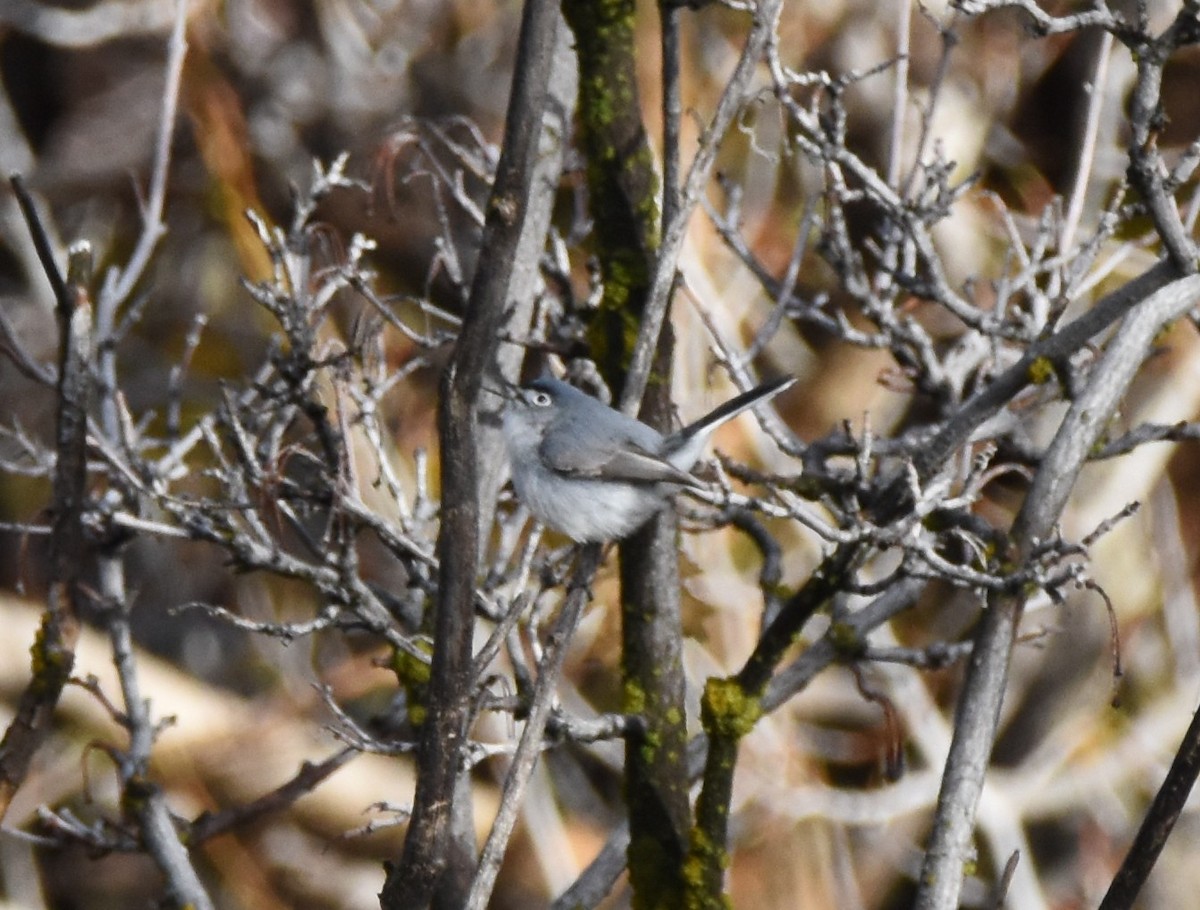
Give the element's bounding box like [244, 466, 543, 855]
[595, 448, 701, 486]
[540, 434, 699, 486]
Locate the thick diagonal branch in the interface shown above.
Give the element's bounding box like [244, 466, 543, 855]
[915, 272, 1200, 910]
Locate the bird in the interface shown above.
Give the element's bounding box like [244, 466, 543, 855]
[500, 374, 795, 542]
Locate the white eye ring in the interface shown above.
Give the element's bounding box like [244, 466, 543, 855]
[530, 391, 552, 407]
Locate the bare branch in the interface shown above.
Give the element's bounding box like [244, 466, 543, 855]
[619, 0, 786, 414]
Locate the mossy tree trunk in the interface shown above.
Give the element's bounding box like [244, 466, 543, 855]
[562, 2, 691, 907]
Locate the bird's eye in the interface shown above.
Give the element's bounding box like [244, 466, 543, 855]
[530, 391, 553, 407]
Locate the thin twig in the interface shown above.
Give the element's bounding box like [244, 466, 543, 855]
[887, 0, 912, 190]
[465, 544, 602, 910]
[98, 0, 188, 315]
[1060, 31, 1114, 257]
[620, 0, 785, 415]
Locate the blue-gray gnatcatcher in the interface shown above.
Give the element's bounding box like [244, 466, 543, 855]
[501, 375, 795, 542]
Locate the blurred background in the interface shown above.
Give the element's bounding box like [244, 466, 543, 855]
[2, 0, 1200, 907]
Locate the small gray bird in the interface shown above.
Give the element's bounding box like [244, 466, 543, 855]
[501, 375, 795, 542]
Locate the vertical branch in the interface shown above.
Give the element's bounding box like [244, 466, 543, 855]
[382, 1, 561, 906]
[98, 0, 189, 314]
[1060, 30, 1113, 257]
[617, 495, 691, 907]
[476, 16, 576, 533]
[619, 0, 784, 414]
[561, 3, 691, 904]
[86, 6, 212, 904]
[561, 0, 661, 391]
[107, 559, 212, 909]
[1124, 20, 1198, 273]
[0, 182, 91, 819]
[660, 2, 682, 232]
[886, 0, 912, 190]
